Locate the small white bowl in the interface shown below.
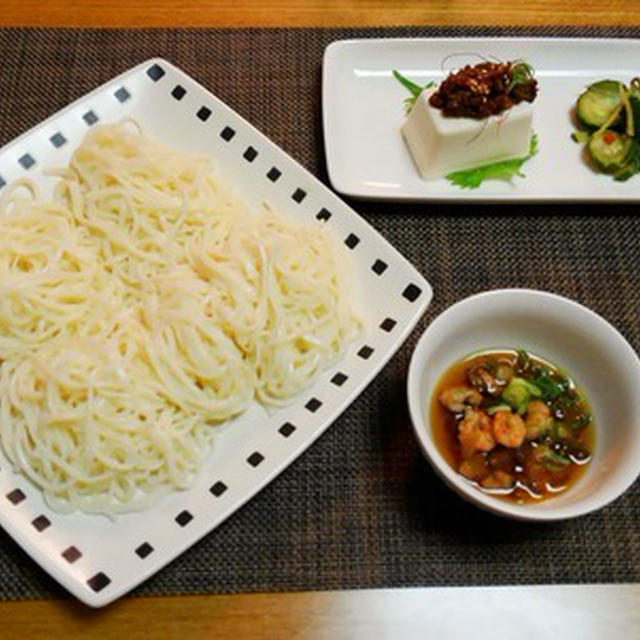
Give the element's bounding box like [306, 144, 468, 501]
[407, 289, 640, 521]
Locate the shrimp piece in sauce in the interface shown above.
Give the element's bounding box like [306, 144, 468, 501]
[439, 386, 482, 413]
[480, 470, 515, 490]
[492, 410, 526, 448]
[524, 400, 553, 440]
[458, 408, 496, 456]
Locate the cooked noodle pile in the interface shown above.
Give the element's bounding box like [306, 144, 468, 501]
[0, 122, 360, 515]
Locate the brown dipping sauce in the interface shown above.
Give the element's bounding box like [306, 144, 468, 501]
[430, 350, 594, 504]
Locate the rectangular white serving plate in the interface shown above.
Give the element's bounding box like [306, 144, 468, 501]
[0, 58, 432, 607]
[323, 37, 640, 202]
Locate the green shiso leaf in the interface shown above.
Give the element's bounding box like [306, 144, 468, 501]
[392, 70, 436, 113]
[446, 134, 539, 189]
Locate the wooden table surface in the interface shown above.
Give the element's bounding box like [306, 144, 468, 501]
[1, 2, 639, 637]
[1, 0, 639, 28]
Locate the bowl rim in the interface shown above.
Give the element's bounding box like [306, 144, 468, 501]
[407, 288, 640, 521]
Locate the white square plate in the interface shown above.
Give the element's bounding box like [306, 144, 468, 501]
[0, 58, 432, 607]
[322, 37, 640, 202]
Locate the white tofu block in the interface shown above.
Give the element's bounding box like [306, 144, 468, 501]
[401, 89, 533, 179]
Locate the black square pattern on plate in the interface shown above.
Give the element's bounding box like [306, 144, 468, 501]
[316, 208, 331, 222]
[291, 188, 306, 203]
[0, 175, 5, 189]
[243, 146, 258, 162]
[172, 85, 186, 100]
[331, 372, 348, 386]
[372, 259, 388, 275]
[50, 132, 67, 148]
[209, 481, 228, 497]
[18, 153, 35, 170]
[402, 283, 422, 302]
[87, 572, 111, 592]
[197, 106, 212, 121]
[247, 452, 264, 467]
[136, 542, 154, 559]
[279, 422, 296, 437]
[83, 110, 99, 126]
[305, 398, 322, 412]
[267, 167, 281, 182]
[220, 126, 235, 141]
[344, 234, 360, 249]
[146, 64, 165, 81]
[32, 515, 51, 532]
[357, 345, 374, 360]
[62, 546, 82, 563]
[6, 488, 26, 505]
[380, 317, 397, 332]
[175, 510, 193, 526]
[114, 87, 131, 103]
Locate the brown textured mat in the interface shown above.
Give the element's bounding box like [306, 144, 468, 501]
[0, 26, 639, 601]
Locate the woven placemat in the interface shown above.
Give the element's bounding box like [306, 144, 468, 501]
[0, 26, 639, 601]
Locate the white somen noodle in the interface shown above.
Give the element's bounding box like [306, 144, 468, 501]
[0, 122, 360, 515]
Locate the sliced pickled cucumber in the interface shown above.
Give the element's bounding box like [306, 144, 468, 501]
[576, 80, 625, 129]
[614, 140, 640, 182]
[587, 130, 632, 173]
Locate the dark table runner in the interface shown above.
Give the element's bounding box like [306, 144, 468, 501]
[0, 26, 639, 601]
